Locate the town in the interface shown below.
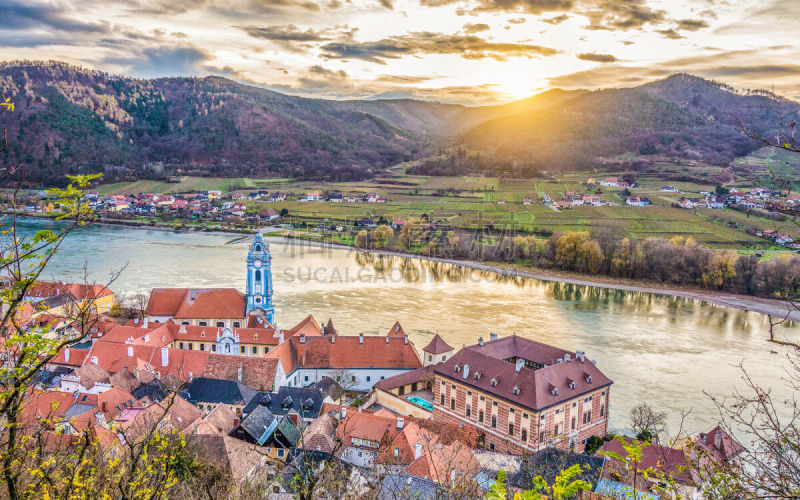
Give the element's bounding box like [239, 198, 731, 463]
[9, 232, 746, 498]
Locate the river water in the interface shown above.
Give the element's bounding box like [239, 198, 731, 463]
[17, 218, 800, 437]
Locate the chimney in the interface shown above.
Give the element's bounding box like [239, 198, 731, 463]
[576, 351, 585, 363]
[489, 333, 498, 341]
[279, 330, 284, 344]
[189, 371, 193, 381]
[64, 348, 70, 363]
[161, 347, 169, 367]
[237, 364, 243, 382]
[516, 358, 525, 372]
[101, 400, 107, 413]
[340, 407, 347, 419]
[127, 346, 133, 357]
[179, 324, 187, 334]
[396, 417, 404, 430]
[714, 430, 722, 450]
[134, 317, 139, 325]
[414, 442, 423, 460]
[462, 364, 470, 379]
[331, 336, 335, 344]
[385, 336, 389, 344]
[142, 318, 148, 328]
[478, 337, 484, 346]
[359, 333, 364, 344]
[299, 334, 305, 344]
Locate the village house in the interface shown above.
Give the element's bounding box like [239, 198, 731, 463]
[431, 334, 612, 455]
[23, 280, 115, 316]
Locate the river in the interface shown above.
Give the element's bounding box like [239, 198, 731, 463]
[16, 218, 800, 437]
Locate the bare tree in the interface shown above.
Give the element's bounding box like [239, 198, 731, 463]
[629, 403, 668, 441]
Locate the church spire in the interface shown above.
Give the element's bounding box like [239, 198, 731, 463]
[245, 232, 274, 323]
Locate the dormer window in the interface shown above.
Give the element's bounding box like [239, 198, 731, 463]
[454, 364, 461, 373]
[584, 374, 592, 384]
[200, 332, 205, 338]
[490, 377, 498, 387]
[474, 372, 482, 380]
[550, 384, 558, 396]
[512, 386, 520, 395]
[568, 379, 575, 390]
[254, 334, 258, 340]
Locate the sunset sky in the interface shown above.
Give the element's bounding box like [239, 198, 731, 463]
[2, 0, 798, 104]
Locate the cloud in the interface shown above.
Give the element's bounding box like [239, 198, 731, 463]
[508, 17, 527, 24]
[656, 28, 684, 39]
[0, 1, 110, 35]
[463, 23, 491, 33]
[321, 31, 559, 64]
[675, 19, 708, 31]
[239, 24, 330, 42]
[541, 14, 568, 24]
[103, 45, 212, 78]
[577, 52, 617, 62]
[375, 74, 436, 84]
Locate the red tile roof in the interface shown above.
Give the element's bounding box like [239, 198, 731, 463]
[146, 288, 245, 319]
[695, 425, 745, 462]
[387, 321, 406, 337]
[433, 336, 612, 411]
[422, 334, 453, 355]
[202, 354, 278, 391]
[601, 437, 695, 486]
[27, 281, 113, 300]
[268, 335, 422, 373]
[374, 365, 434, 391]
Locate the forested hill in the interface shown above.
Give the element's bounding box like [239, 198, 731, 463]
[0, 61, 796, 185]
[432, 74, 798, 178]
[0, 62, 434, 185]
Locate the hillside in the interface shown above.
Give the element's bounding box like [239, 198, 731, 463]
[425, 74, 798, 178]
[0, 62, 431, 185]
[0, 62, 796, 186]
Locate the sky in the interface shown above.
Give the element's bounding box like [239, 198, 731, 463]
[1, 0, 798, 104]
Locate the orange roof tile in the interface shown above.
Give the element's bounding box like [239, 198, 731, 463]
[146, 288, 245, 319]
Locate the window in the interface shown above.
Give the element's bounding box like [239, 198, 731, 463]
[440, 394, 445, 405]
[255, 270, 262, 281]
[521, 429, 528, 442]
[522, 413, 528, 419]
[304, 375, 309, 382]
[200, 344, 205, 351]
[467, 390, 472, 396]
[479, 396, 485, 401]
[393, 447, 399, 457]
[240, 346, 245, 354]
[233, 322, 240, 328]
[492, 401, 498, 407]
[277, 449, 285, 458]
[264, 347, 269, 353]
[441, 355, 446, 362]
[179, 342, 184, 349]
[451, 384, 456, 390]
[351, 376, 356, 382]
[181, 321, 190, 325]
[602, 391, 606, 396]
[211, 344, 216, 352]
[508, 423, 514, 436]
[450, 399, 456, 410]
[399, 386, 405, 396]
[428, 355, 432, 361]
[198, 321, 207, 326]
[553, 424, 561, 437]
[200, 332, 205, 337]
[256, 298, 261, 304]
[478, 410, 484, 423]
[600, 405, 605, 417]
[571, 416, 576, 430]
[491, 415, 497, 428]
[583, 411, 592, 424]
[466, 405, 471, 418]
[489, 443, 495, 451]
[509, 408, 515, 414]
[188, 343, 193, 350]
[216, 321, 224, 327]
[539, 431, 545, 442]
[251, 346, 257, 354]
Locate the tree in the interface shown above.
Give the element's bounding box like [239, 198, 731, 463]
[486, 465, 592, 500]
[354, 229, 369, 248]
[130, 291, 149, 320]
[328, 368, 356, 402]
[372, 225, 394, 249]
[399, 218, 426, 249]
[629, 403, 667, 440]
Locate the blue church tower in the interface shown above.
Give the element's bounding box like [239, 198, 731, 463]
[245, 233, 274, 324]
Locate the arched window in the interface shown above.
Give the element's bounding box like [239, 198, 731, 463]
[255, 270, 261, 281]
[255, 244, 261, 252]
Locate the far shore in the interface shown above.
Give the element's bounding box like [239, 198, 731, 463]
[19, 214, 800, 326]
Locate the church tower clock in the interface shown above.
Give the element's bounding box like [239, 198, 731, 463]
[245, 233, 274, 324]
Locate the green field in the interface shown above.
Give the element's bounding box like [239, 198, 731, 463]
[93, 153, 800, 250]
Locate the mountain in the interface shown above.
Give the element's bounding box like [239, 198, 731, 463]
[431, 74, 797, 178]
[0, 61, 435, 185]
[0, 62, 796, 185]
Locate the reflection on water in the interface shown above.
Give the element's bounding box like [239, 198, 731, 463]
[10, 218, 800, 437]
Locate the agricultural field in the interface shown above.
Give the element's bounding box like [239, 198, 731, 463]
[94, 167, 796, 250]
